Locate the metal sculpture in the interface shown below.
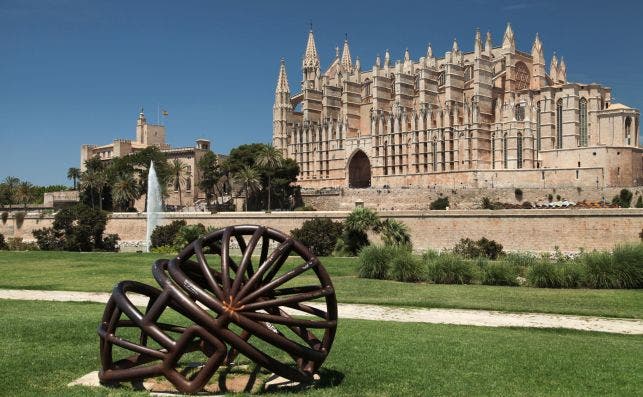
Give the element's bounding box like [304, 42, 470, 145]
[98, 225, 338, 394]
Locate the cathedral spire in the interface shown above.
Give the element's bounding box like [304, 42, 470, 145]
[375, 53, 381, 68]
[275, 58, 290, 94]
[452, 37, 459, 53]
[559, 56, 567, 83]
[474, 28, 482, 57]
[341, 35, 352, 70]
[384, 49, 390, 67]
[502, 22, 515, 51]
[484, 31, 492, 57]
[531, 32, 543, 59]
[427, 43, 433, 59]
[303, 29, 320, 69]
[550, 52, 559, 83]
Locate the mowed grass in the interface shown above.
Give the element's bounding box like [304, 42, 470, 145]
[0, 300, 641, 396]
[1, 251, 642, 318]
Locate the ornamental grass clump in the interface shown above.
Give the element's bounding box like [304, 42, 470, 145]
[558, 261, 586, 288]
[609, 243, 643, 288]
[527, 260, 562, 288]
[389, 249, 424, 282]
[358, 245, 394, 280]
[482, 261, 519, 286]
[426, 253, 478, 284]
[503, 252, 539, 277]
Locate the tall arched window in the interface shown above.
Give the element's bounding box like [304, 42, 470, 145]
[383, 140, 388, 175]
[536, 102, 542, 151]
[440, 133, 446, 171]
[517, 133, 523, 169]
[625, 117, 632, 145]
[491, 132, 496, 169]
[503, 133, 508, 168]
[580, 97, 588, 147]
[515, 62, 530, 90]
[432, 139, 438, 171]
[556, 98, 563, 149]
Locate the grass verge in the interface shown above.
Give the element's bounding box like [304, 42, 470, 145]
[0, 300, 641, 396]
[1, 251, 641, 318]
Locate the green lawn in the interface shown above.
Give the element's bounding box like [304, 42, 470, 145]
[0, 300, 640, 396]
[1, 251, 642, 318]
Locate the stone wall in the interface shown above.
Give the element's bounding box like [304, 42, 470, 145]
[3, 209, 641, 253]
[303, 186, 643, 211]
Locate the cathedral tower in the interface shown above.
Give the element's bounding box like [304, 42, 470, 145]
[273, 58, 292, 154]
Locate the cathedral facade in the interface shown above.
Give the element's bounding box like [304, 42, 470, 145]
[273, 25, 641, 190]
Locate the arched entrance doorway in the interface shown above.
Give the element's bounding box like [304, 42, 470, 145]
[348, 150, 371, 188]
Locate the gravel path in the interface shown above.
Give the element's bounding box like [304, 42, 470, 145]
[1, 289, 642, 335]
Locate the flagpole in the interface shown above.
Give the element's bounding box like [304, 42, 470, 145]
[157, 104, 160, 125]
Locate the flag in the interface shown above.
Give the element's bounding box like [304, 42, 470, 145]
[162, 110, 169, 116]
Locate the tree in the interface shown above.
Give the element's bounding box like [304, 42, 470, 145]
[168, 159, 191, 209]
[67, 167, 81, 190]
[130, 147, 170, 210]
[376, 218, 412, 249]
[256, 145, 283, 212]
[112, 173, 139, 211]
[234, 165, 260, 211]
[2, 176, 20, 205]
[198, 151, 228, 211]
[15, 181, 35, 209]
[80, 170, 99, 209]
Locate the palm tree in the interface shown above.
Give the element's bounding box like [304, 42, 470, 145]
[3, 176, 20, 205]
[67, 167, 81, 190]
[80, 170, 104, 209]
[168, 159, 190, 209]
[234, 165, 260, 211]
[112, 173, 140, 211]
[256, 145, 283, 212]
[15, 181, 34, 210]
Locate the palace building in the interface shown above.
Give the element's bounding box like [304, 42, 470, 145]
[273, 24, 642, 190]
[80, 110, 212, 209]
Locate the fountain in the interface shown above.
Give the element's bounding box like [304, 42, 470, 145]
[145, 161, 163, 252]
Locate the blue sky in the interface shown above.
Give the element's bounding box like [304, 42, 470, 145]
[1, 0, 642, 185]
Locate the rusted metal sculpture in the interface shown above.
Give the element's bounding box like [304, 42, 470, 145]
[98, 225, 338, 393]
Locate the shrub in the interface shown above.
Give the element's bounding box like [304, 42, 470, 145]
[52, 204, 108, 251]
[150, 220, 186, 248]
[453, 237, 504, 260]
[15, 211, 25, 229]
[390, 249, 424, 282]
[0, 233, 7, 250]
[294, 205, 315, 211]
[426, 254, 477, 284]
[547, 194, 553, 202]
[151, 245, 178, 254]
[430, 196, 449, 210]
[101, 234, 120, 252]
[521, 201, 533, 209]
[7, 237, 39, 251]
[334, 229, 369, 257]
[514, 188, 523, 201]
[527, 260, 561, 288]
[610, 243, 643, 288]
[481, 197, 494, 210]
[482, 261, 519, 286]
[612, 189, 633, 208]
[559, 261, 586, 288]
[377, 218, 412, 249]
[636, 196, 643, 208]
[173, 224, 207, 249]
[32, 227, 64, 251]
[291, 218, 343, 257]
[556, 194, 561, 201]
[503, 252, 538, 276]
[422, 249, 440, 262]
[582, 251, 617, 288]
[1, 211, 7, 225]
[358, 245, 394, 279]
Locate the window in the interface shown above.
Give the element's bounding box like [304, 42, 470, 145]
[464, 65, 473, 81]
[580, 97, 588, 147]
[363, 79, 371, 97]
[515, 62, 530, 90]
[625, 117, 632, 145]
[437, 71, 445, 86]
[517, 133, 523, 168]
[491, 133, 496, 169]
[514, 104, 525, 121]
[432, 139, 438, 171]
[503, 133, 508, 168]
[536, 102, 541, 151]
[556, 98, 563, 149]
